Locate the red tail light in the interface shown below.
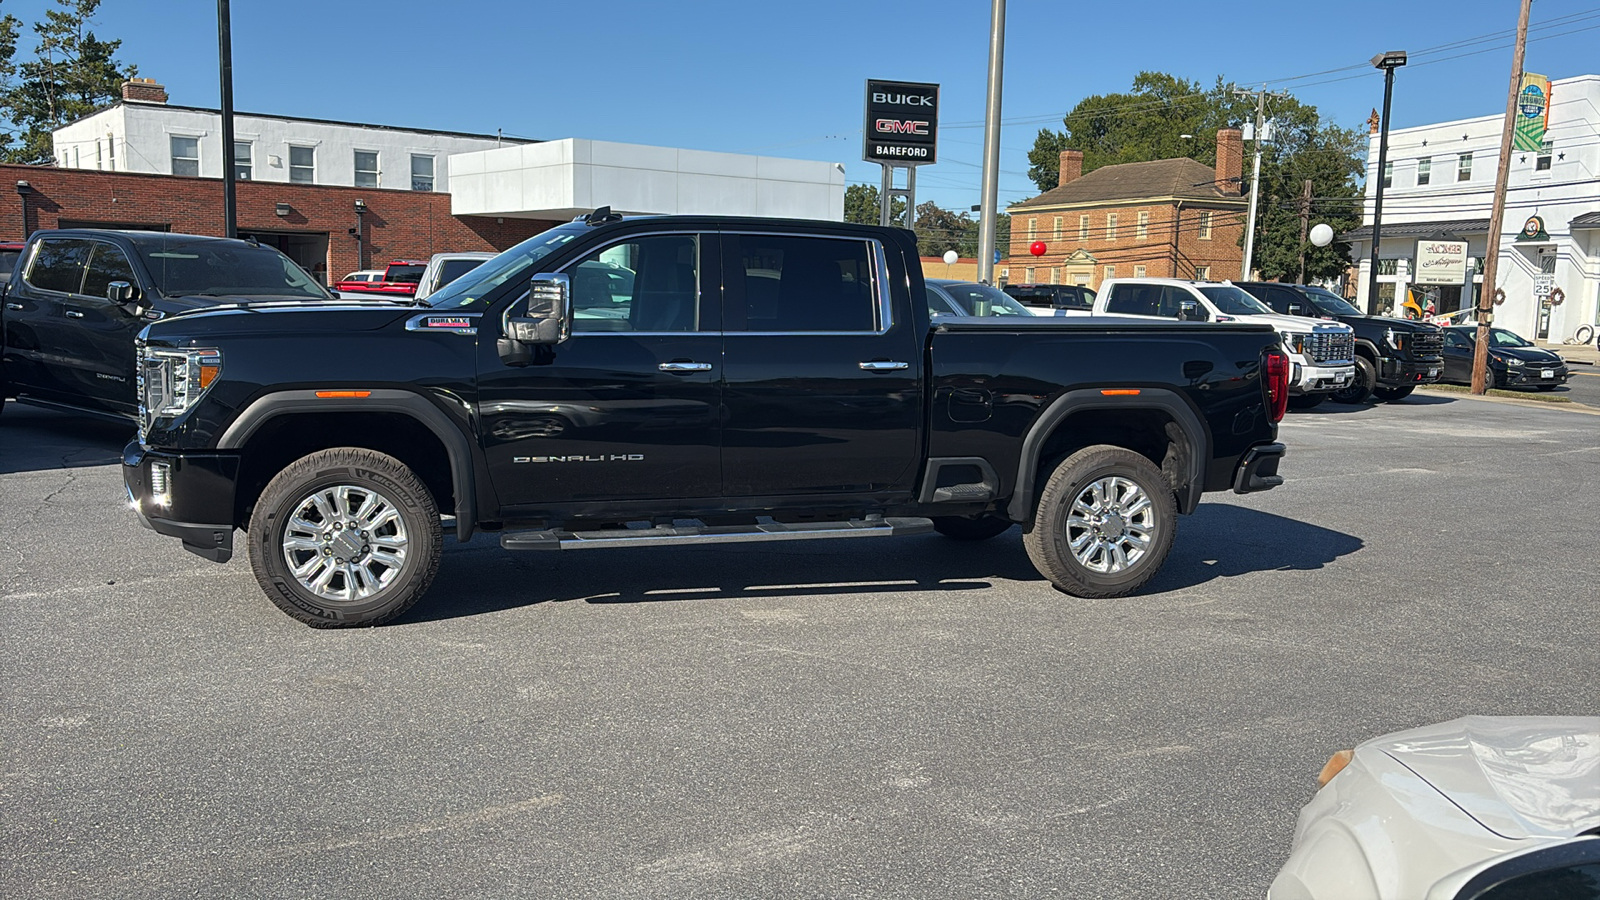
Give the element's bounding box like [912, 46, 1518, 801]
[1264, 350, 1290, 423]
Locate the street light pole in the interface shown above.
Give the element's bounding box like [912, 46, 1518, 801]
[976, 0, 1006, 285]
[1365, 51, 1406, 315]
[217, 0, 237, 239]
[1240, 88, 1266, 280]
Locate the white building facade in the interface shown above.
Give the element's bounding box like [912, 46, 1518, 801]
[52, 80, 525, 194]
[1346, 74, 1600, 341]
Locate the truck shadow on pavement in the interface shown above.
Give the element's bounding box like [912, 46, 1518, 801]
[1289, 393, 1455, 416]
[0, 404, 132, 475]
[400, 504, 1362, 623]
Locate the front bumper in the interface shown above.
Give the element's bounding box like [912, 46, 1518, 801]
[1379, 355, 1444, 386]
[1233, 442, 1286, 494]
[1290, 361, 1356, 395]
[1500, 364, 1569, 387]
[123, 441, 240, 563]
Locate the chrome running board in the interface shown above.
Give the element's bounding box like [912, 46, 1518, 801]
[500, 516, 934, 551]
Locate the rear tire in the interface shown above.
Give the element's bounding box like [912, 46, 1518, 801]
[247, 448, 442, 628]
[1372, 385, 1415, 402]
[1023, 445, 1177, 599]
[1331, 356, 1376, 404]
[1288, 394, 1326, 410]
[932, 514, 1013, 541]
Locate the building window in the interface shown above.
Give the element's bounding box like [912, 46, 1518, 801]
[1137, 211, 1149, 240]
[1457, 153, 1473, 182]
[411, 155, 436, 192]
[289, 145, 315, 184]
[1024, 267, 1034, 282]
[1105, 213, 1118, 242]
[233, 141, 252, 181]
[1536, 141, 1553, 171]
[1053, 216, 1062, 241]
[1078, 215, 1089, 242]
[1417, 157, 1431, 186]
[1103, 265, 1114, 281]
[1027, 218, 1036, 240]
[1198, 211, 1213, 240]
[354, 150, 380, 188]
[1051, 267, 1060, 283]
[1382, 161, 1393, 189]
[170, 136, 199, 177]
[1133, 264, 1147, 277]
[1195, 265, 1210, 281]
[108, 137, 114, 170]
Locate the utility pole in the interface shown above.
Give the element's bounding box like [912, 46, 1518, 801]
[217, 0, 237, 238]
[1235, 86, 1286, 281]
[1473, 0, 1532, 395]
[976, 0, 1006, 285]
[1366, 52, 1408, 315]
[1297, 178, 1313, 284]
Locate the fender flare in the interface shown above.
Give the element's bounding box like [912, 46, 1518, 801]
[1005, 387, 1210, 524]
[1353, 337, 1383, 361]
[215, 389, 477, 541]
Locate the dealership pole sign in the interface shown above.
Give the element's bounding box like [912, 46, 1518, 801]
[864, 80, 939, 164]
[1414, 239, 1469, 286]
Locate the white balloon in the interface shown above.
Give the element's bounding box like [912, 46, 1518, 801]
[942, 250, 959, 265]
[1309, 223, 1335, 248]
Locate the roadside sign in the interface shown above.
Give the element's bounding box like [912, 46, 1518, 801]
[1414, 239, 1468, 286]
[1533, 274, 1555, 298]
[864, 80, 939, 165]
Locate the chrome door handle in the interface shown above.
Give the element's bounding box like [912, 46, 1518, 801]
[4, 302, 21, 310]
[658, 361, 713, 373]
[858, 360, 909, 371]
[65, 310, 85, 319]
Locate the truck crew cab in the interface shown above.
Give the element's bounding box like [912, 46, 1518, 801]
[1, 229, 338, 422]
[1234, 281, 1445, 404]
[125, 211, 1291, 628]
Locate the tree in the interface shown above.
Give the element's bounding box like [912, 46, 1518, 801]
[2, 0, 136, 165]
[1026, 71, 1363, 282]
[844, 183, 905, 227]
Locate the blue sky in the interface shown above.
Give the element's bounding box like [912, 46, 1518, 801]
[8, 0, 1599, 210]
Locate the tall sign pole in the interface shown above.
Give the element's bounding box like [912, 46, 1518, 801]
[1364, 53, 1407, 315]
[1472, 0, 1531, 395]
[976, 0, 1006, 284]
[217, 0, 238, 238]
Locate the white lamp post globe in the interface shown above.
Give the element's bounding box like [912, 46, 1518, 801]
[1310, 223, 1335, 248]
[942, 250, 959, 265]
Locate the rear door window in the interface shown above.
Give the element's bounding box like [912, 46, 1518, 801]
[722, 234, 878, 332]
[25, 239, 93, 295]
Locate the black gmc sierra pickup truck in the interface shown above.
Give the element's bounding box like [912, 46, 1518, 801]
[125, 211, 1291, 627]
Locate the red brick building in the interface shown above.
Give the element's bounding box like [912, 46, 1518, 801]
[2, 164, 556, 284]
[1002, 130, 1248, 289]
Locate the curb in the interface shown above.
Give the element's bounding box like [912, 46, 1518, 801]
[1416, 386, 1600, 416]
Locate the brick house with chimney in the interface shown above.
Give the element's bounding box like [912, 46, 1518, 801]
[1002, 129, 1248, 289]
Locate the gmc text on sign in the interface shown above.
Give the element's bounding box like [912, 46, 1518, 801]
[864, 80, 939, 165]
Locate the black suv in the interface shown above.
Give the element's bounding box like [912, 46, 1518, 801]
[1002, 283, 1095, 313]
[1236, 282, 1444, 403]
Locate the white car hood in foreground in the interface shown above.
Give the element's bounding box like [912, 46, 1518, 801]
[1270, 716, 1600, 900]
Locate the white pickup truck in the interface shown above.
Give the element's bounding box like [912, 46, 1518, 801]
[1094, 278, 1356, 406]
[412, 252, 495, 303]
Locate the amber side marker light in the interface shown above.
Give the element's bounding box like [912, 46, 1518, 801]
[198, 364, 221, 389]
[1100, 389, 1142, 396]
[314, 390, 372, 399]
[1317, 749, 1354, 789]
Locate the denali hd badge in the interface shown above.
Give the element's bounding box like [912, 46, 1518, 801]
[514, 454, 645, 463]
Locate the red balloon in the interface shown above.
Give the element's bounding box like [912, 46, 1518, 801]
[1029, 241, 1047, 257]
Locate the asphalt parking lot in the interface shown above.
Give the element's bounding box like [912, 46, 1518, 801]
[3, 396, 1597, 899]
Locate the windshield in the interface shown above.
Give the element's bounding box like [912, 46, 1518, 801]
[1489, 328, 1533, 348]
[424, 225, 586, 310]
[1301, 286, 1362, 316]
[938, 283, 1035, 317]
[1199, 285, 1274, 316]
[137, 238, 332, 299]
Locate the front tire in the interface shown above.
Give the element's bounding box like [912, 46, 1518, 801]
[247, 448, 442, 628]
[1331, 356, 1376, 404]
[1023, 445, 1177, 599]
[1372, 385, 1415, 402]
[932, 514, 1013, 541]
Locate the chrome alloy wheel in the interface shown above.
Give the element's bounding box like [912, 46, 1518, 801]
[1063, 476, 1156, 575]
[280, 485, 409, 603]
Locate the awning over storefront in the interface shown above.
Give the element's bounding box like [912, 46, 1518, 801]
[1341, 218, 1492, 243]
[1570, 211, 1600, 230]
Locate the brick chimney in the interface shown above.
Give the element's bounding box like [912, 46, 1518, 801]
[1215, 128, 1243, 195]
[1058, 149, 1083, 187]
[121, 78, 168, 105]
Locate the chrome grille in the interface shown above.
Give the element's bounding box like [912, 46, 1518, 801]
[1306, 331, 1354, 365]
[1410, 331, 1444, 359]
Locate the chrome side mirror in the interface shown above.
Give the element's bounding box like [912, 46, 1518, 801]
[506, 273, 570, 345]
[1178, 299, 1206, 322]
[108, 280, 150, 316]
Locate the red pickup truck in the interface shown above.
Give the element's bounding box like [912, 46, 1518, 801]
[334, 259, 427, 298]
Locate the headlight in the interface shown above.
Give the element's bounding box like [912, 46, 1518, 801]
[1501, 356, 1523, 367]
[139, 347, 222, 438]
[1384, 328, 1405, 350]
[1281, 332, 1306, 354]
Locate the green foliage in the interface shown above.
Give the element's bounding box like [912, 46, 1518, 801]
[0, 0, 136, 165]
[1026, 71, 1364, 282]
[844, 183, 906, 226]
[846, 187, 1009, 261]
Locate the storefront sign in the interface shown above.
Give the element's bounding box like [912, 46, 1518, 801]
[863, 80, 939, 165]
[1515, 215, 1549, 242]
[1414, 240, 1468, 285]
[1513, 73, 1552, 152]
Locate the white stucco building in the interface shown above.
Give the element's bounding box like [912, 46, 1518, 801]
[1345, 74, 1600, 341]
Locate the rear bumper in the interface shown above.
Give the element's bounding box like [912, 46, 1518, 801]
[1290, 362, 1356, 395]
[123, 441, 239, 563]
[1233, 442, 1286, 494]
[1380, 356, 1444, 385]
